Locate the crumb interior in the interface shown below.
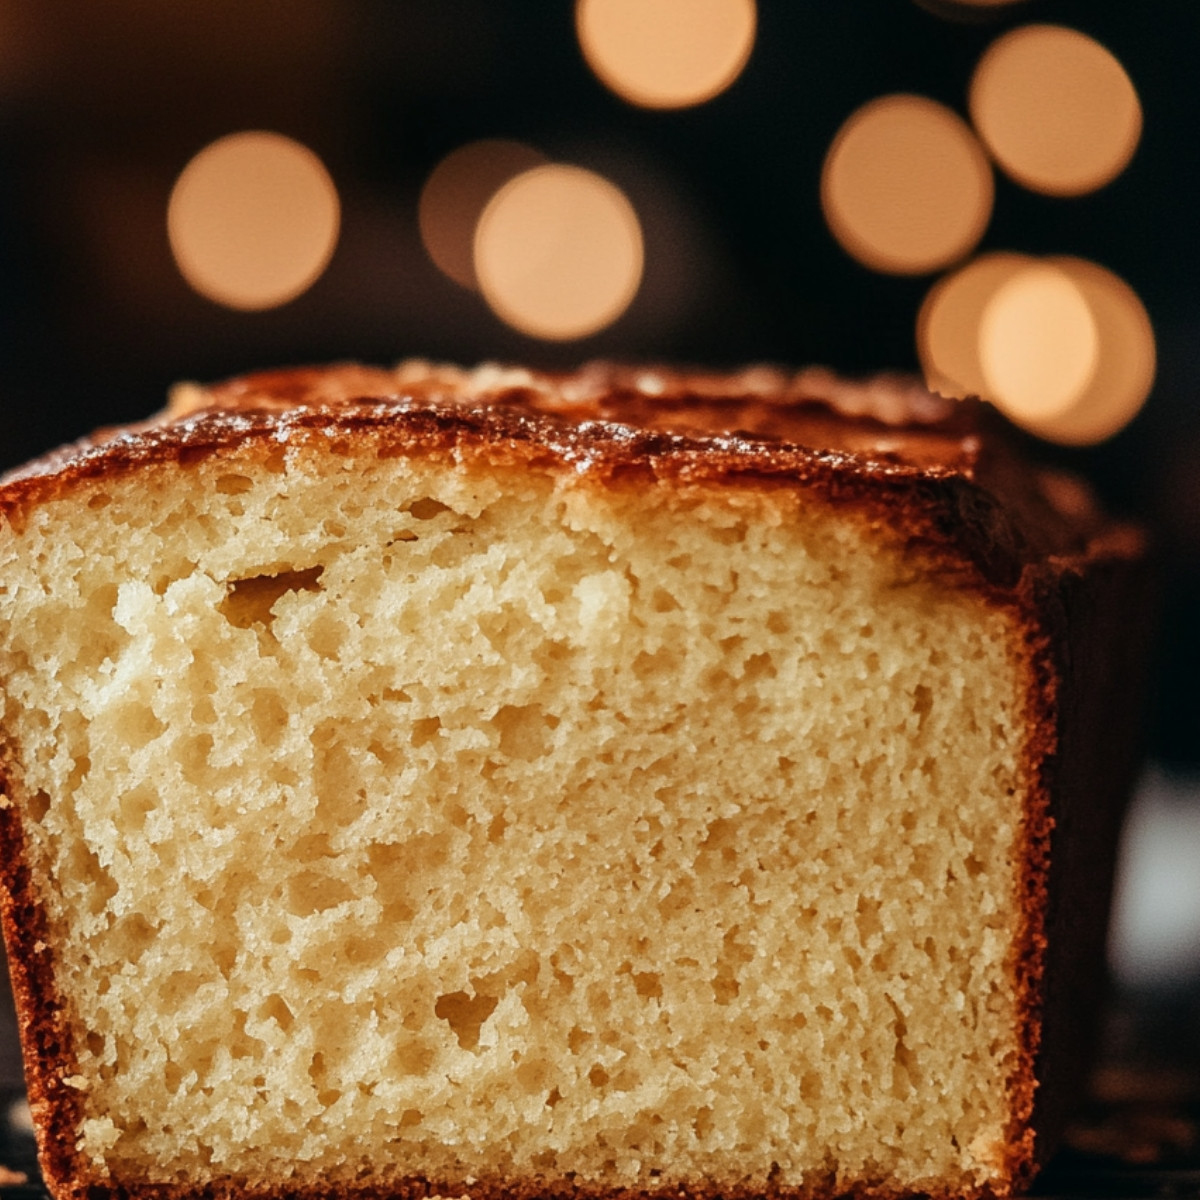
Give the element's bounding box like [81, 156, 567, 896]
[0, 440, 1028, 1194]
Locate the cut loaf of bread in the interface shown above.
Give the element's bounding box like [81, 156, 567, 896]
[0, 363, 1146, 1200]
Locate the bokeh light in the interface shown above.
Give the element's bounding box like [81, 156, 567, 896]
[575, 0, 756, 110]
[474, 164, 643, 341]
[419, 140, 548, 290]
[917, 251, 1034, 398]
[915, 0, 1030, 14]
[979, 262, 1098, 423]
[821, 94, 993, 275]
[167, 131, 340, 311]
[919, 253, 1155, 444]
[1020, 257, 1155, 444]
[970, 25, 1142, 197]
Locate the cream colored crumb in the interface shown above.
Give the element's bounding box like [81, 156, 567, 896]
[0, 446, 1032, 1195]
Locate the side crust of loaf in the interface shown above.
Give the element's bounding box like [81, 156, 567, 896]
[0, 375, 1145, 1200]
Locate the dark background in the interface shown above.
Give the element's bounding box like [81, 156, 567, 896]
[0, 0, 1197, 763]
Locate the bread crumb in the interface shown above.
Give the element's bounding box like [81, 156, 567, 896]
[80, 1117, 121, 1154]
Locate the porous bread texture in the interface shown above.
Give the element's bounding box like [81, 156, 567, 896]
[0, 435, 1034, 1197]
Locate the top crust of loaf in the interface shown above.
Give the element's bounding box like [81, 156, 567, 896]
[0, 361, 1141, 591]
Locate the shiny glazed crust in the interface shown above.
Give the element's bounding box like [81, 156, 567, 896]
[0, 363, 1147, 1200]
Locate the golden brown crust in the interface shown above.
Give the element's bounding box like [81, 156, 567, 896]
[0, 363, 1148, 1200]
[1018, 554, 1156, 1178]
[0, 761, 88, 1199]
[16, 1173, 1031, 1200]
[998, 585, 1057, 1193]
[0, 361, 1140, 589]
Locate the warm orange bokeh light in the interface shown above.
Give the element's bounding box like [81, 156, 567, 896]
[167, 131, 340, 311]
[917, 252, 1035, 398]
[474, 164, 643, 341]
[980, 263, 1098, 423]
[1021, 257, 1155, 445]
[926, 0, 1029, 10]
[419, 140, 548, 291]
[970, 25, 1141, 197]
[919, 253, 1154, 445]
[575, 0, 756, 110]
[913, 0, 1030, 20]
[821, 95, 993, 275]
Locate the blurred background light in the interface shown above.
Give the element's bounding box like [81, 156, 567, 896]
[820, 94, 993, 276]
[969, 24, 1142, 197]
[575, 0, 756, 110]
[928, 0, 1028, 7]
[911, 0, 1032, 24]
[980, 261, 1098, 424]
[474, 164, 644, 341]
[167, 131, 340, 311]
[418, 139, 548, 291]
[1110, 771, 1200, 988]
[979, 262, 1099, 427]
[917, 251, 1034, 399]
[919, 251, 1155, 446]
[1017, 256, 1156, 445]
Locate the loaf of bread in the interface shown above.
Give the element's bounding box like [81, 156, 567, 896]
[0, 363, 1147, 1199]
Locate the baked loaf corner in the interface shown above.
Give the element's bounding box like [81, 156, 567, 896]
[0, 362, 1148, 1200]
